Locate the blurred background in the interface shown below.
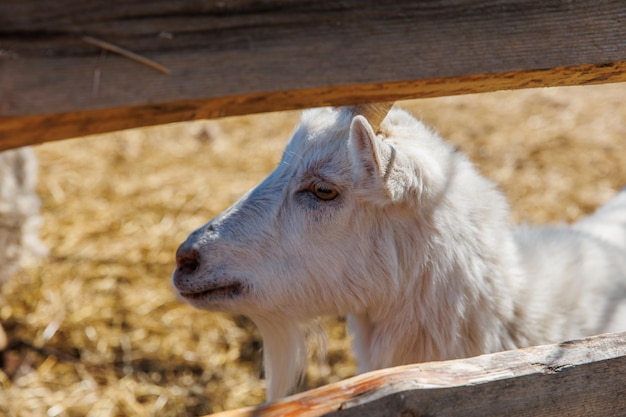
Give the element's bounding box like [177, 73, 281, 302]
[1, 83, 626, 416]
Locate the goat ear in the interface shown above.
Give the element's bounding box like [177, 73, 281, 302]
[349, 115, 394, 190]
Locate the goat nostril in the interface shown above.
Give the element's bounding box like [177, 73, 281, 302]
[176, 249, 200, 275]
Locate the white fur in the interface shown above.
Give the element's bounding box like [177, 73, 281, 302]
[0, 147, 47, 348]
[0, 147, 47, 285]
[172, 107, 626, 400]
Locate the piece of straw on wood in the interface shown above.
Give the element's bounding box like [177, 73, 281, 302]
[82, 36, 172, 75]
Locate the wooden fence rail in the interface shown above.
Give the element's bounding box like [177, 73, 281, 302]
[1, 0, 626, 150]
[210, 332, 626, 417]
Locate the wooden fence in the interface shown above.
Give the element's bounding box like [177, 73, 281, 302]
[1, 1, 626, 150]
[1, 1, 626, 415]
[210, 332, 626, 417]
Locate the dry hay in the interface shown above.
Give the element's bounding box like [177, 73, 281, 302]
[1, 83, 626, 416]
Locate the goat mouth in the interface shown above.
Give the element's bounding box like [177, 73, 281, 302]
[179, 282, 245, 301]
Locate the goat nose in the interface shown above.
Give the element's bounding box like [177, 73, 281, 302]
[176, 244, 200, 275]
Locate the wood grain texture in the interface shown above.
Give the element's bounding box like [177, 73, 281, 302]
[1, 1, 626, 149]
[209, 331, 626, 417]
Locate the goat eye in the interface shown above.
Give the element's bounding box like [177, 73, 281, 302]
[312, 183, 338, 201]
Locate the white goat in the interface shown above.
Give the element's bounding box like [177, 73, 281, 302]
[0, 147, 47, 348]
[172, 104, 626, 401]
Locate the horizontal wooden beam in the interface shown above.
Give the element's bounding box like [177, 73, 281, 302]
[210, 331, 626, 417]
[1, 1, 626, 150]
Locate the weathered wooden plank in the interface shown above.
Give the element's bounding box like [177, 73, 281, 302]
[1, 1, 626, 149]
[208, 332, 626, 417]
[1, 62, 625, 151]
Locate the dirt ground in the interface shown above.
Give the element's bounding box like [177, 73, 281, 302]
[1, 82, 626, 416]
